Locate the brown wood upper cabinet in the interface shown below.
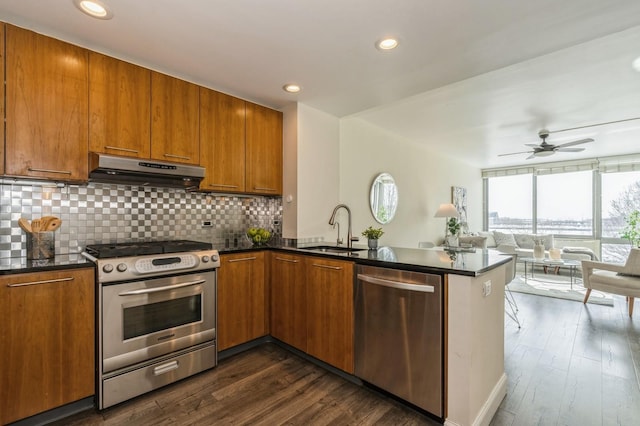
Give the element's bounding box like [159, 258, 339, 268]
[0, 268, 95, 425]
[0, 24, 5, 175]
[5, 24, 88, 182]
[89, 52, 151, 158]
[200, 88, 246, 192]
[218, 251, 267, 350]
[200, 90, 283, 195]
[151, 72, 200, 165]
[246, 103, 283, 195]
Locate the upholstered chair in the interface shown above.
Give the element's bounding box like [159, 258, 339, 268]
[582, 248, 640, 317]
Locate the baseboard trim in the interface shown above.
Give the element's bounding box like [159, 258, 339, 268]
[473, 373, 507, 426]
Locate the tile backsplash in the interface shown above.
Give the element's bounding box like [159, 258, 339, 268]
[0, 180, 282, 258]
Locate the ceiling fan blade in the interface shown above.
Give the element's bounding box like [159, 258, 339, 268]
[526, 153, 537, 160]
[555, 138, 594, 148]
[498, 151, 534, 157]
[524, 143, 541, 148]
[555, 147, 586, 153]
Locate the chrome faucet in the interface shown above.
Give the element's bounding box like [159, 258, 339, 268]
[328, 204, 359, 248]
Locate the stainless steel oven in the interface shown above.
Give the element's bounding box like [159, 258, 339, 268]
[83, 240, 220, 409]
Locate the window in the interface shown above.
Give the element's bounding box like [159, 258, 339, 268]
[536, 170, 592, 236]
[601, 171, 640, 262]
[487, 174, 532, 232]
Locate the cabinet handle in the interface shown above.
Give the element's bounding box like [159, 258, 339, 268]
[227, 257, 257, 263]
[275, 257, 299, 263]
[209, 184, 239, 188]
[7, 277, 74, 288]
[311, 263, 342, 271]
[28, 168, 72, 175]
[253, 187, 277, 192]
[105, 146, 139, 154]
[163, 153, 191, 161]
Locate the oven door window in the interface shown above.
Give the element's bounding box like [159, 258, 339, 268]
[123, 294, 202, 340]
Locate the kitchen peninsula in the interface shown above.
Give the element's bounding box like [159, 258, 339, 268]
[225, 244, 513, 426]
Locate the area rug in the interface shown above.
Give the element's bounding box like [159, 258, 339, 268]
[508, 275, 613, 306]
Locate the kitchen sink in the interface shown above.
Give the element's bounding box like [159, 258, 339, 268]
[298, 245, 366, 254]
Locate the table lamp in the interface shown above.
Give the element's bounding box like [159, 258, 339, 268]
[434, 203, 458, 245]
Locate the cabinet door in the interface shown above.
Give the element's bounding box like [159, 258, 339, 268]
[89, 52, 151, 158]
[306, 256, 354, 373]
[0, 23, 5, 175]
[245, 102, 283, 195]
[0, 268, 95, 425]
[218, 252, 266, 350]
[200, 88, 246, 192]
[5, 24, 88, 181]
[270, 252, 307, 351]
[151, 72, 200, 164]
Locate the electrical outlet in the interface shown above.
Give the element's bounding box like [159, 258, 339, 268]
[201, 221, 213, 228]
[483, 280, 492, 297]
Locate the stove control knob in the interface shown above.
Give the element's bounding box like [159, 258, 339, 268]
[211, 254, 219, 262]
[202, 255, 210, 263]
[102, 264, 114, 273]
[117, 263, 128, 273]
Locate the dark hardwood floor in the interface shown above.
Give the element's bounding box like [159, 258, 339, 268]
[53, 344, 438, 426]
[492, 290, 640, 426]
[53, 290, 640, 426]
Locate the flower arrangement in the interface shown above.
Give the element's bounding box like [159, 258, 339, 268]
[361, 226, 384, 240]
[246, 227, 271, 246]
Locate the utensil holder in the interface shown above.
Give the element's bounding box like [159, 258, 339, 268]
[27, 232, 55, 260]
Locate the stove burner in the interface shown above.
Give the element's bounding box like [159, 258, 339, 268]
[85, 240, 213, 258]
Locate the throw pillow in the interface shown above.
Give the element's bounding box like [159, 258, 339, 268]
[514, 234, 535, 249]
[459, 235, 488, 249]
[493, 231, 517, 247]
[478, 231, 497, 247]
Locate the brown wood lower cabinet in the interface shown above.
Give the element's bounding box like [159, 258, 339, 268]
[270, 253, 354, 373]
[0, 268, 95, 425]
[218, 252, 267, 350]
[270, 252, 307, 352]
[305, 256, 354, 374]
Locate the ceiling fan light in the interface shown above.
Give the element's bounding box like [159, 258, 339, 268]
[534, 150, 555, 157]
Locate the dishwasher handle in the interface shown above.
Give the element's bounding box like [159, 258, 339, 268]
[357, 273, 435, 293]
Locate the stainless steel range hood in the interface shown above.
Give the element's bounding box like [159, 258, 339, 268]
[89, 153, 205, 190]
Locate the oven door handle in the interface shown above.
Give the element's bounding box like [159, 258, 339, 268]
[118, 279, 206, 296]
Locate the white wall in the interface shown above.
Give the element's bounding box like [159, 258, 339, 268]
[282, 103, 341, 241]
[283, 104, 484, 248]
[339, 117, 482, 248]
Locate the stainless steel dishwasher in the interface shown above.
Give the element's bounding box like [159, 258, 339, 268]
[355, 265, 443, 418]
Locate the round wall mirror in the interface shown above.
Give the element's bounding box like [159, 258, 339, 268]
[369, 173, 398, 224]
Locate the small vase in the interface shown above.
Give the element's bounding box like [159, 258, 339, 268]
[446, 235, 459, 247]
[368, 239, 378, 250]
[533, 241, 545, 260]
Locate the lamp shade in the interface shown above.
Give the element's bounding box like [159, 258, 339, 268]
[434, 203, 458, 218]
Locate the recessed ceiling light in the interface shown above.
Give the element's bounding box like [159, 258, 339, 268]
[73, 0, 113, 20]
[633, 56, 640, 72]
[283, 84, 301, 93]
[376, 38, 399, 51]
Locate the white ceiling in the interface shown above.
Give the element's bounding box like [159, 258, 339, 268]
[1, 0, 640, 168]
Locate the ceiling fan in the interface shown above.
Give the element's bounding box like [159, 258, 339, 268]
[499, 129, 593, 160]
[499, 116, 640, 160]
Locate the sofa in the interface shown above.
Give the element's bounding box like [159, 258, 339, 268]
[459, 231, 596, 262]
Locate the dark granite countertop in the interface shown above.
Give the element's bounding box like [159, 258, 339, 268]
[218, 243, 512, 277]
[0, 242, 511, 277]
[0, 254, 93, 275]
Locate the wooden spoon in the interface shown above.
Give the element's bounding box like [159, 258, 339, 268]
[18, 217, 32, 233]
[45, 217, 62, 232]
[31, 218, 41, 233]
